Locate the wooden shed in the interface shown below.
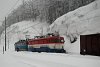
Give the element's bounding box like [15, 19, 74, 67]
[80, 34, 100, 56]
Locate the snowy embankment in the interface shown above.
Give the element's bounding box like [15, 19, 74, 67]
[49, 0, 100, 54]
[0, 20, 49, 52]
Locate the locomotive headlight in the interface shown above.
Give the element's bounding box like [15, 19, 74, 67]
[61, 40, 64, 42]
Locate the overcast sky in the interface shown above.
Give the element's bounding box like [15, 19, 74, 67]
[0, 0, 22, 25]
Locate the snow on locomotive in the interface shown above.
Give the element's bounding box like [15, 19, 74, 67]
[27, 33, 66, 53]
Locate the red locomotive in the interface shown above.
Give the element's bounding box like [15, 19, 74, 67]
[27, 33, 66, 53]
[15, 33, 66, 53]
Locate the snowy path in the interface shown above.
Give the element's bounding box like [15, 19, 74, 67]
[0, 51, 100, 67]
[9, 52, 74, 67]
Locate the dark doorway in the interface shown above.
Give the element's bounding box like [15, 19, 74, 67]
[80, 34, 100, 56]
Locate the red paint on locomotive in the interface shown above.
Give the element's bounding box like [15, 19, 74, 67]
[27, 36, 65, 45]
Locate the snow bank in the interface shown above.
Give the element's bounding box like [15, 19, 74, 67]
[0, 20, 49, 51]
[49, 0, 100, 54]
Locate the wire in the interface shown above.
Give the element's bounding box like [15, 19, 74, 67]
[7, 22, 42, 34]
[5, 22, 43, 40]
[4, 0, 20, 18]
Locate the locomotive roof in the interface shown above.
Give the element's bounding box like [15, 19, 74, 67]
[15, 40, 26, 44]
[28, 36, 64, 41]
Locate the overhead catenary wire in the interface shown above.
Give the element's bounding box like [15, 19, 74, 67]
[0, 0, 22, 52]
[0, 0, 46, 47]
[7, 22, 44, 41]
[5, 0, 20, 17]
[3, 22, 44, 41]
[7, 22, 41, 33]
[0, 0, 20, 24]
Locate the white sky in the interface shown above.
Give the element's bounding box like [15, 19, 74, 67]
[0, 0, 22, 25]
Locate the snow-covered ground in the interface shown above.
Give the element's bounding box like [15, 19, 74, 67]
[0, 0, 100, 67]
[0, 51, 100, 67]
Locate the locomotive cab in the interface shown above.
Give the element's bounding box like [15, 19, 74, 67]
[14, 40, 28, 51]
[28, 35, 66, 53]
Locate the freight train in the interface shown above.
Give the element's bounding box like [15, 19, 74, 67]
[14, 33, 66, 53]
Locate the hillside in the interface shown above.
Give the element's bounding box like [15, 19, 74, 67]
[0, 20, 49, 51]
[0, 0, 99, 54]
[0, 0, 94, 36]
[49, 0, 100, 53]
[0, 1, 100, 67]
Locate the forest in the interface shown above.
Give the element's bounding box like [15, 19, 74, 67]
[0, 0, 94, 36]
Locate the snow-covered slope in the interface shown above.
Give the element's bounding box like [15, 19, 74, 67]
[0, 20, 49, 51]
[0, 0, 100, 54]
[49, 0, 100, 54]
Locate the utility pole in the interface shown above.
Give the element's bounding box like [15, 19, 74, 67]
[5, 17, 7, 51]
